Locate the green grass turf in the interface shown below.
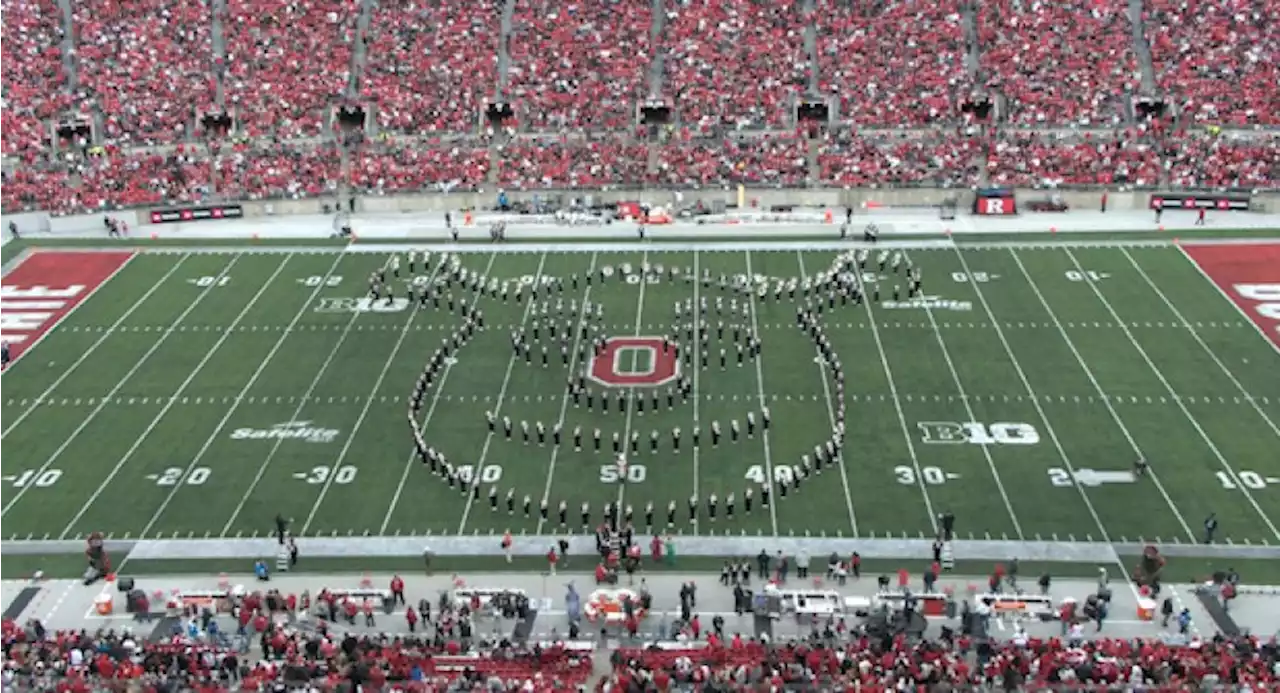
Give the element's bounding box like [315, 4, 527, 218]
[2, 243, 1279, 547]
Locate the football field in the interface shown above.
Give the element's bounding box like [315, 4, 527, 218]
[2, 239, 1279, 549]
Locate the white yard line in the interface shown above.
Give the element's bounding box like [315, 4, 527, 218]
[0, 251, 138, 376]
[218, 255, 395, 535]
[911, 260, 1024, 539]
[742, 250, 780, 535]
[614, 250, 650, 521]
[855, 266, 939, 533]
[795, 252, 857, 536]
[1060, 248, 1280, 541]
[690, 250, 702, 533]
[0, 255, 241, 517]
[58, 256, 294, 539]
[1172, 244, 1280, 358]
[455, 252, 549, 533]
[1, 256, 188, 438]
[381, 252, 498, 534]
[533, 252, 599, 535]
[958, 248, 1194, 543]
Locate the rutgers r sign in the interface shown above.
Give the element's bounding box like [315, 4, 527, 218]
[589, 336, 680, 386]
[975, 197, 1017, 216]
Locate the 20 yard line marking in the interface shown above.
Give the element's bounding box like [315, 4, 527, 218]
[960, 247, 1194, 543]
[456, 252, 549, 534]
[1062, 248, 1280, 540]
[381, 253, 497, 534]
[743, 250, 780, 536]
[1, 256, 189, 438]
[1, 254, 241, 517]
[796, 252, 857, 536]
[132, 251, 347, 539]
[58, 255, 293, 539]
[615, 249, 650, 527]
[218, 254, 395, 535]
[534, 252, 599, 535]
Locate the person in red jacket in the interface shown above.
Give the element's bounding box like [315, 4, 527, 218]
[390, 575, 405, 606]
[650, 535, 663, 562]
[405, 606, 418, 632]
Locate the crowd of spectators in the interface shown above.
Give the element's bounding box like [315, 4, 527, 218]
[74, 0, 215, 147]
[1, 0, 72, 158]
[815, 0, 971, 127]
[360, 0, 500, 136]
[2, 148, 213, 215]
[986, 131, 1165, 188]
[656, 134, 808, 187]
[660, 0, 809, 131]
[818, 130, 983, 188]
[977, 0, 1138, 126]
[1160, 132, 1279, 190]
[350, 140, 491, 194]
[1143, 0, 1280, 126]
[214, 141, 341, 200]
[223, 0, 358, 139]
[507, 0, 652, 132]
[496, 136, 648, 189]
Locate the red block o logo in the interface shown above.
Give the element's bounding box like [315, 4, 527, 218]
[589, 337, 679, 387]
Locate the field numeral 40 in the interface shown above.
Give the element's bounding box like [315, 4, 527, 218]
[1216, 471, 1274, 490]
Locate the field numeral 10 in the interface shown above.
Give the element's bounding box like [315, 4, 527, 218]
[1065, 270, 1108, 282]
[11, 469, 62, 488]
[1216, 471, 1274, 490]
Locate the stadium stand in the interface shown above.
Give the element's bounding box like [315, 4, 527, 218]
[1, 0, 72, 157]
[986, 131, 1164, 188]
[215, 142, 342, 200]
[350, 140, 491, 193]
[496, 136, 649, 189]
[817, 131, 982, 187]
[656, 134, 809, 187]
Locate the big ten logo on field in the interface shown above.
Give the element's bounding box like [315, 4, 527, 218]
[589, 336, 680, 387]
[314, 297, 410, 314]
[918, 421, 1040, 445]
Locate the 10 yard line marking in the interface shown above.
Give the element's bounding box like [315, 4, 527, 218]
[534, 251, 599, 536]
[130, 251, 347, 539]
[381, 253, 497, 534]
[218, 254, 395, 535]
[59, 255, 294, 539]
[1004, 249, 1194, 542]
[1062, 248, 1280, 540]
[912, 254, 1024, 539]
[796, 252, 857, 536]
[615, 249, 650, 525]
[456, 252, 549, 534]
[1, 255, 241, 517]
[742, 250, 780, 536]
[1, 256, 188, 438]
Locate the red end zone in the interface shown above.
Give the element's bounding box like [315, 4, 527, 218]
[1, 251, 135, 365]
[1181, 243, 1280, 352]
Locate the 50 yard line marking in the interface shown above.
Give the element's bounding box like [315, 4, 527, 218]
[795, 252, 857, 536]
[381, 252, 498, 534]
[742, 250, 779, 536]
[124, 251, 348, 539]
[1061, 248, 1280, 540]
[1, 255, 240, 517]
[614, 249, 651, 525]
[218, 254, 396, 535]
[1, 256, 188, 438]
[456, 252, 549, 534]
[58, 255, 294, 539]
[534, 251, 599, 535]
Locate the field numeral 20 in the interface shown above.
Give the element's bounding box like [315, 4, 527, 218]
[301, 275, 343, 287]
[1216, 471, 1274, 490]
[156, 466, 211, 486]
[306, 465, 358, 485]
[10, 469, 62, 488]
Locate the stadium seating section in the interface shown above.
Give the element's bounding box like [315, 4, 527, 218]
[1, 0, 1276, 214]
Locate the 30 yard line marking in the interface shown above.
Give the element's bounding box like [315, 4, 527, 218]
[534, 251, 599, 535]
[853, 260, 938, 533]
[1004, 249, 1193, 541]
[1175, 243, 1280, 358]
[1061, 248, 1280, 540]
[58, 255, 294, 539]
[381, 252, 497, 534]
[909, 254, 1024, 539]
[742, 250, 780, 536]
[127, 251, 348, 539]
[219, 254, 395, 535]
[1, 256, 189, 438]
[959, 248, 1194, 543]
[1, 255, 240, 517]
[456, 252, 549, 534]
[796, 251, 857, 536]
[615, 249, 650, 526]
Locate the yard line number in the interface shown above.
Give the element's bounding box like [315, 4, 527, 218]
[1216, 470, 1276, 490]
[601, 464, 647, 483]
[154, 466, 211, 486]
[301, 275, 343, 287]
[456, 465, 503, 484]
[952, 271, 993, 283]
[8, 469, 62, 488]
[191, 276, 231, 288]
[305, 465, 358, 485]
[1065, 270, 1109, 282]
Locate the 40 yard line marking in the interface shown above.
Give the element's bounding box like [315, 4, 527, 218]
[58, 255, 294, 539]
[796, 251, 857, 536]
[1, 256, 188, 438]
[1061, 248, 1280, 541]
[380, 252, 497, 534]
[743, 250, 780, 536]
[456, 252, 549, 534]
[1004, 248, 1194, 542]
[534, 251, 599, 535]
[218, 254, 394, 535]
[1, 254, 241, 517]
